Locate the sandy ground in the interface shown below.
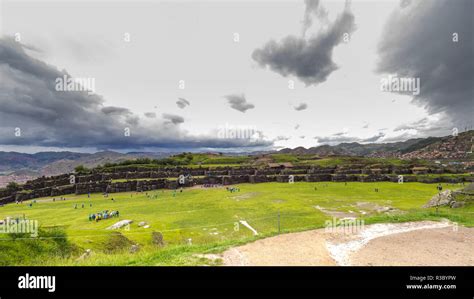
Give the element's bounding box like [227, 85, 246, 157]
[223, 229, 336, 266]
[350, 226, 474, 266]
[221, 221, 474, 266]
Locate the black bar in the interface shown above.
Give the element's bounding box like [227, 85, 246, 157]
[0, 266, 472, 298]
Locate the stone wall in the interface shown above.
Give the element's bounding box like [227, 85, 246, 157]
[335, 169, 362, 175]
[1, 164, 472, 204]
[0, 195, 15, 205]
[76, 174, 103, 183]
[75, 181, 109, 195]
[249, 175, 277, 183]
[222, 175, 250, 185]
[0, 189, 11, 198]
[305, 174, 333, 182]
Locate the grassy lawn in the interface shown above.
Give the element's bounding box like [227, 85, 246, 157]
[0, 182, 471, 265]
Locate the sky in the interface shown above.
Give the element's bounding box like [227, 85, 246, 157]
[0, 0, 472, 153]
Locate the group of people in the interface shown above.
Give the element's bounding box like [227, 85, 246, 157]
[53, 197, 68, 202]
[226, 186, 240, 193]
[74, 203, 92, 209]
[88, 210, 120, 222]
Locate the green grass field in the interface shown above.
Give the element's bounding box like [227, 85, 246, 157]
[0, 182, 471, 266]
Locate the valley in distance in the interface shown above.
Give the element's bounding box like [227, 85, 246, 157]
[0, 130, 472, 266]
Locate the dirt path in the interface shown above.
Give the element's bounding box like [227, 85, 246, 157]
[350, 226, 474, 266]
[221, 221, 474, 266]
[223, 229, 336, 266]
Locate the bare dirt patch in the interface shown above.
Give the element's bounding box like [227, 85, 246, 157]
[223, 229, 336, 266]
[231, 192, 260, 201]
[326, 221, 452, 265]
[272, 199, 285, 204]
[314, 205, 358, 219]
[350, 226, 474, 266]
[220, 221, 474, 266]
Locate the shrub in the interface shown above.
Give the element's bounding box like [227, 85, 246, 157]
[0, 227, 77, 266]
[103, 232, 134, 253]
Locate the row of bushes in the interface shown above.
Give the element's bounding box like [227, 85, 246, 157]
[0, 228, 77, 266]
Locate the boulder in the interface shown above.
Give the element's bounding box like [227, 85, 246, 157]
[450, 201, 465, 208]
[423, 190, 454, 208]
[130, 244, 140, 253]
[107, 220, 133, 230]
[375, 206, 392, 213]
[152, 231, 165, 246]
[76, 249, 92, 261]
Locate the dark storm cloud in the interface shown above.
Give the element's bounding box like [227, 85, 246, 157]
[0, 37, 273, 151]
[314, 135, 359, 144]
[224, 94, 255, 113]
[302, 0, 328, 36]
[252, 1, 356, 86]
[293, 103, 308, 111]
[399, 0, 412, 9]
[101, 106, 131, 115]
[162, 113, 184, 125]
[394, 117, 452, 137]
[275, 135, 290, 141]
[314, 132, 385, 144]
[144, 112, 157, 118]
[377, 0, 474, 129]
[394, 118, 430, 132]
[176, 97, 190, 109]
[361, 132, 385, 143]
[125, 115, 140, 126]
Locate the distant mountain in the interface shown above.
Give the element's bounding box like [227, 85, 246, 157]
[0, 130, 472, 187]
[278, 130, 473, 159]
[277, 140, 418, 157]
[399, 131, 473, 160]
[0, 151, 171, 176]
[0, 151, 88, 173]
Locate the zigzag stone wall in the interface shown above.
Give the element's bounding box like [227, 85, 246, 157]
[0, 165, 472, 205]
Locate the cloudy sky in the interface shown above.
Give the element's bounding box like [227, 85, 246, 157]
[0, 0, 472, 153]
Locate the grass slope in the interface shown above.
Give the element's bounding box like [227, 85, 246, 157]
[0, 182, 471, 265]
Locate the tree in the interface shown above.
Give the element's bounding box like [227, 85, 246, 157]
[6, 182, 19, 192]
[74, 165, 90, 174]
